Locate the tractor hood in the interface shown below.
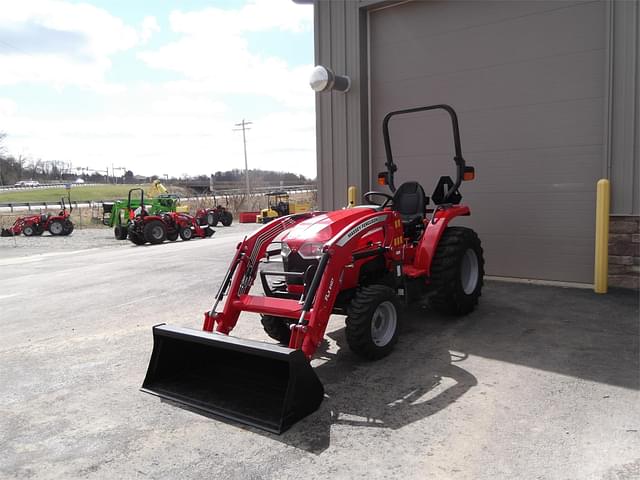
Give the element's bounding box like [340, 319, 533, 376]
[281, 206, 379, 246]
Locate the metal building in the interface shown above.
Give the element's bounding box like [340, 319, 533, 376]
[304, 0, 639, 285]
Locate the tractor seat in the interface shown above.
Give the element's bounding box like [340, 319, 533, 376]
[392, 181, 428, 238]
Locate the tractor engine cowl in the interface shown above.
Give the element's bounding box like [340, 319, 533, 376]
[278, 206, 383, 288]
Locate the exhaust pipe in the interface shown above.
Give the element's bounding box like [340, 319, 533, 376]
[141, 324, 324, 434]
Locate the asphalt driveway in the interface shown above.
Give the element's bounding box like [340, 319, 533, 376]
[1, 226, 638, 479]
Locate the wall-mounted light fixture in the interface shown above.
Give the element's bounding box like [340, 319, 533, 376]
[309, 65, 351, 93]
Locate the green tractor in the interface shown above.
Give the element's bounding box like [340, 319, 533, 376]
[103, 189, 183, 240]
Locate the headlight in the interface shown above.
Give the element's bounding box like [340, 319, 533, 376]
[281, 242, 291, 258]
[298, 242, 324, 260]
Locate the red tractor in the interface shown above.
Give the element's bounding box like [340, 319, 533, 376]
[196, 205, 233, 227]
[141, 104, 484, 433]
[1, 196, 74, 237]
[126, 190, 214, 245]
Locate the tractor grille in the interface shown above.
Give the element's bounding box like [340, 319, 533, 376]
[283, 251, 318, 285]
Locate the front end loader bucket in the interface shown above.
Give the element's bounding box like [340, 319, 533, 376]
[141, 324, 324, 434]
[1, 228, 14, 237]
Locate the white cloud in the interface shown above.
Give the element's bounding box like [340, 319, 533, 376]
[140, 16, 160, 44]
[0, 98, 17, 117]
[138, 0, 314, 108]
[0, 0, 147, 89]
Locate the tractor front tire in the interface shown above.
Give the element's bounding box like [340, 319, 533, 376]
[345, 285, 401, 360]
[221, 212, 233, 226]
[114, 225, 128, 240]
[429, 227, 484, 316]
[179, 227, 193, 241]
[128, 232, 146, 245]
[261, 315, 293, 345]
[143, 220, 167, 244]
[23, 225, 35, 236]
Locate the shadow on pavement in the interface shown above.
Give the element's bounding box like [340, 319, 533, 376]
[278, 281, 639, 454]
[161, 281, 639, 455]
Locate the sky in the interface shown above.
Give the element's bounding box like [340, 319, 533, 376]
[0, 0, 317, 178]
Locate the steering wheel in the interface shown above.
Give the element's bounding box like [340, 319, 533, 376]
[363, 191, 393, 208]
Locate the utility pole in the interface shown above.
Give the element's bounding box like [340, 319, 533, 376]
[233, 119, 252, 199]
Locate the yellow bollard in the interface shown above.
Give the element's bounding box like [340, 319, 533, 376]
[347, 186, 357, 208]
[594, 179, 610, 293]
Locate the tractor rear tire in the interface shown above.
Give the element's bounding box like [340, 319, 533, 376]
[345, 285, 401, 360]
[114, 225, 128, 240]
[428, 227, 484, 315]
[23, 225, 35, 236]
[48, 220, 64, 236]
[63, 220, 74, 235]
[179, 227, 193, 241]
[207, 212, 219, 227]
[260, 315, 293, 345]
[143, 220, 167, 244]
[221, 212, 233, 226]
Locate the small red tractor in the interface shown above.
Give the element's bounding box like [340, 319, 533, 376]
[142, 105, 484, 433]
[1, 195, 74, 237]
[126, 189, 214, 245]
[197, 205, 233, 227]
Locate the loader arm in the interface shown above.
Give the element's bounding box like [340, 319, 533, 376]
[205, 212, 321, 335]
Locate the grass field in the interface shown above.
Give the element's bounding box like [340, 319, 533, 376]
[0, 185, 151, 203]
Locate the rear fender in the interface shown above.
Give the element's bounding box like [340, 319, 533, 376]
[413, 205, 471, 275]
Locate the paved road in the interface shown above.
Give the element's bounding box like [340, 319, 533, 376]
[1, 226, 638, 479]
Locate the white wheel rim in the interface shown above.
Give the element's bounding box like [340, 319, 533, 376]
[152, 226, 163, 239]
[371, 300, 397, 347]
[50, 223, 63, 234]
[461, 248, 479, 295]
[24, 227, 33, 235]
[183, 228, 192, 239]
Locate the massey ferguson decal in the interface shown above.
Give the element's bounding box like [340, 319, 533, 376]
[336, 215, 387, 247]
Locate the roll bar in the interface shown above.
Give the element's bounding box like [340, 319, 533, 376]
[128, 188, 145, 210]
[382, 104, 467, 200]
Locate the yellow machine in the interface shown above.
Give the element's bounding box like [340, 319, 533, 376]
[148, 180, 189, 213]
[256, 191, 311, 223]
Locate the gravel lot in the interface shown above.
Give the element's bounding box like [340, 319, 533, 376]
[1, 224, 638, 479]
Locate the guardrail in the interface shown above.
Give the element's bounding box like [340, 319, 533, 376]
[0, 183, 99, 192]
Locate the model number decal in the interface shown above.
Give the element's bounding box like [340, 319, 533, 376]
[324, 277, 335, 302]
[336, 215, 386, 247]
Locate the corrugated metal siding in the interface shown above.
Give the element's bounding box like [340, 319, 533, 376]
[607, 0, 639, 215]
[314, 1, 369, 210]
